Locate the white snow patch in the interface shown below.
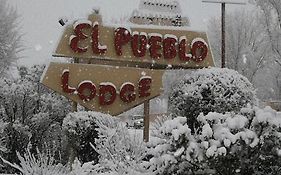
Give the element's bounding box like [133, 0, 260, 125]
[120, 82, 135, 90]
[93, 21, 99, 26]
[174, 147, 185, 157]
[164, 34, 178, 40]
[78, 80, 94, 87]
[243, 54, 247, 64]
[62, 69, 70, 75]
[73, 19, 92, 29]
[140, 75, 152, 80]
[140, 32, 148, 37]
[98, 44, 107, 50]
[100, 82, 117, 90]
[148, 33, 163, 38]
[34, 44, 42, 51]
[191, 38, 208, 48]
[179, 36, 187, 42]
[202, 123, 213, 138]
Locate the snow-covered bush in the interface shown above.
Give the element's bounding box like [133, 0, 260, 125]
[63, 112, 100, 164]
[168, 67, 256, 132]
[30, 112, 68, 163]
[63, 111, 152, 174]
[0, 122, 31, 173]
[0, 65, 73, 173]
[151, 114, 172, 130]
[93, 114, 150, 175]
[0, 149, 68, 175]
[1, 149, 99, 175]
[0, 65, 71, 173]
[148, 106, 281, 174]
[147, 116, 205, 175]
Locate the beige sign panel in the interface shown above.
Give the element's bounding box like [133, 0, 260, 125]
[54, 14, 214, 69]
[41, 62, 164, 116]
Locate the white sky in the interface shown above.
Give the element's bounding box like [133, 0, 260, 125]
[8, 0, 251, 66]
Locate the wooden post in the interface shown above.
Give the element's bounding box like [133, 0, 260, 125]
[202, 0, 246, 68]
[72, 58, 79, 112]
[143, 100, 150, 142]
[69, 58, 79, 169]
[221, 2, 226, 68]
[72, 102, 78, 112]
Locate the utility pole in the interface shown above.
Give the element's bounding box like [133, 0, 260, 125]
[202, 0, 246, 68]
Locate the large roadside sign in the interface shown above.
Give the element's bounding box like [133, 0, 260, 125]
[41, 13, 214, 115]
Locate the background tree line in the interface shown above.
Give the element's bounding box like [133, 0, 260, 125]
[208, 0, 281, 101]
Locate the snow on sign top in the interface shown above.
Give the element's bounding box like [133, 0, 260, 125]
[130, 0, 190, 27]
[54, 13, 214, 69]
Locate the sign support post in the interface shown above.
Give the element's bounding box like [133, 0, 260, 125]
[72, 58, 79, 112]
[69, 58, 79, 170]
[221, 2, 226, 68]
[143, 100, 150, 142]
[72, 102, 78, 112]
[202, 0, 246, 68]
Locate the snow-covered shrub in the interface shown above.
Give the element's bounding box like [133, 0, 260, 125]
[0, 149, 68, 175]
[30, 112, 68, 163]
[63, 111, 152, 174]
[93, 115, 150, 175]
[0, 65, 72, 171]
[151, 114, 172, 130]
[0, 66, 72, 173]
[1, 122, 31, 173]
[149, 106, 281, 174]
[0, 149, 98, 175]
[0, 77, 35, 124]
[168, 67, 256, 132]
[63, 111, 101, 164]
[147, 116, 206, 175]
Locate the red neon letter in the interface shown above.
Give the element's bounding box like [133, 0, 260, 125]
[70, 23, 92, 53]
[131, 33, 147, 58]
[114, 27, 131, 56]
[179, 38, 192, 61]
[139, 77, 152, 98]
[92, 23, 107, 55]
[191, 40, 208, 62]
[77, 81, 96, 101]
[163, 37, 177, 59]
[120, 83, 136, 103]
[99, 84, 117, 106]
[149, 35, 162, 59]
[61, 70, 76, 94]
